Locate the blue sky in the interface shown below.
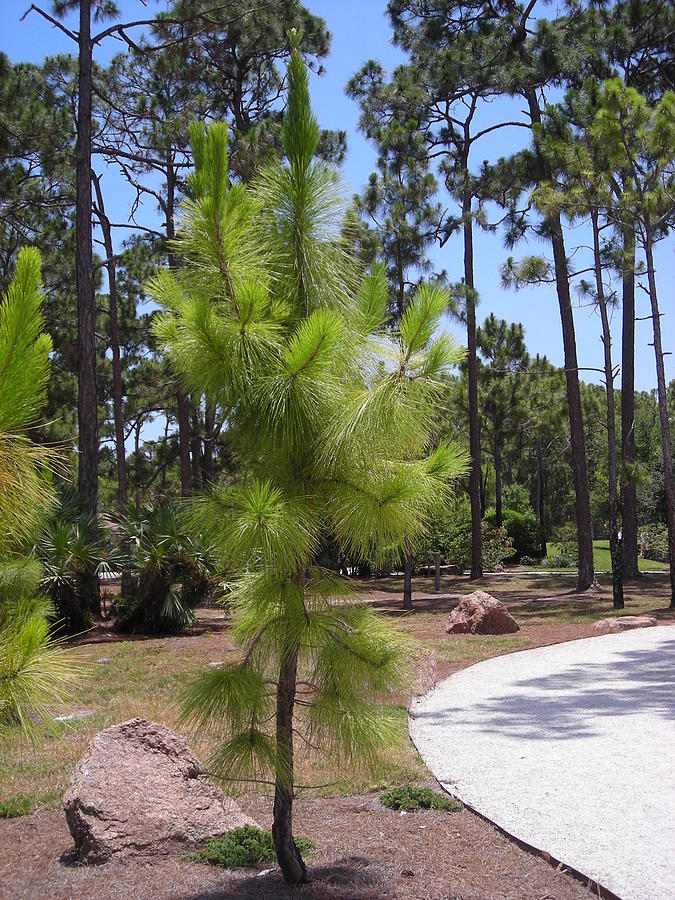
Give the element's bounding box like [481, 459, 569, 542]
[3, 0, 673, 400]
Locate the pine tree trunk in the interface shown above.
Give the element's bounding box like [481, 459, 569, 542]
[403, 548, 413, 609]
[165, 156, 192, 498]
[644, 228, 675, 607]
[524, 90, 595, 592]
[202, 399, 216, 484]
[92, 172, 127, 508]
[592, 211, 623, 609]
[76, 0, 98, 517]
[494, 436, 502, 528]
[620, 222, 639, 579]
[463, 192, 482, 579]
[536, 440, 547, 557]
[191, 406, 202, 492]
[273, 639, 308, 884]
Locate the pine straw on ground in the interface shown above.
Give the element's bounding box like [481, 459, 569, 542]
[1, 791, 594, 899]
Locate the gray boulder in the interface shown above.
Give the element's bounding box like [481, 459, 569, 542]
[64, 717, 256, 863]
[593, 615, 658, 632]
[446, 590, 519, 635]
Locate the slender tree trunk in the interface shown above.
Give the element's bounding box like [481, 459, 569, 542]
[494, 435, 502, 528]
[463, 191, 482, 579]
[166, 156, 192, 497]
[536, 440, 547, 556]
[202, 399, 216, 484]
[592, 211, 623, 609]
[273, 637, 308, 884]
[620, 222, 639, 579]
[191, 406, 202, 491]
[76, 0, 98, 517]
[525, 90, 595, 592]
[644, 227, 675, 607]
[403, 547, 413, 610]
[92, 172, 127, 508]
[134, 419, 142, 515]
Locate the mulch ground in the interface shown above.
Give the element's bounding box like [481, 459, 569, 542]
[1, 792, 594, 899]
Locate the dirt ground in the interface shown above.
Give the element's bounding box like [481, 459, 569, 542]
[1, 791, 596, 899]
[2, 572, 672, 900]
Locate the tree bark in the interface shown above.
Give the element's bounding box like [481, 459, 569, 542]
[494, 435, 502, 528]
[165, 155, 193, 497]
[191, 405, 202, 492]
[403, 548, 413, 609]
[463, 191, 483, 579]
[92, 171, 127, 508]
[620, 222, 639, 578]
[536, 440, 547, 557]
[525, 89, 595, 592]
[202, 398, 216, 484]
[272, 639, 308, 884]
[76, 0, 98, 517]
[644, 227, 675, 607]
[592, 211, 623, 609]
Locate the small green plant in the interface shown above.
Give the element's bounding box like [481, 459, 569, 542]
[190, 825, 315, 869]
[0, 793, 33, 818]
[380, 784, 463, 812]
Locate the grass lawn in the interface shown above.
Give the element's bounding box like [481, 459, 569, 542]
[540, 539, 668, 572]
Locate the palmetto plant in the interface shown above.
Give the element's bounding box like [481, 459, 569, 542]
[0, 248, 78, 735]
[114, 504, 215, 634]
[34, 513, 122, 633]
[151, 36, 468, 883]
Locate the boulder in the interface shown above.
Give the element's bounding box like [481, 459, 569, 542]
[446, 591, 519, 635]
[593, 616, 658, 632]
[64, 718, 256, 863]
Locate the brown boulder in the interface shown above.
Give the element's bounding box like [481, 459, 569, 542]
[593, 616, 658, 632]
[446, 591, 519, 635]
[64, 718, 256, 863]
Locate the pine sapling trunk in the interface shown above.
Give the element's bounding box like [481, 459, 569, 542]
[592, 211, 623, 609]
[644, 228, 675, 607]
[620, 221, 639, 579]
[273, 635, 308, 884]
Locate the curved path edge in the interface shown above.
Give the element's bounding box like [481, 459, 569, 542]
[409, 627, 675, 900]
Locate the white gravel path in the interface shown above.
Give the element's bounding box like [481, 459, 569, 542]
[409, 626, 675, 900]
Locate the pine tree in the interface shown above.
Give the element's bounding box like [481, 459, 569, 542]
[151, 37, 467, 882]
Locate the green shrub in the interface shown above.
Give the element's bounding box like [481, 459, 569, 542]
[190, 825, 315, 869]
[520, 555, 536, 566]
[485, 508, 544, 561]
[502, 484, 532, 515]
[380, 785, 463, 813]
[640, 523, 669, 562]
[0, 794, 33, 818]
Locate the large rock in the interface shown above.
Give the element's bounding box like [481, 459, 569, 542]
[64, 718, 256, 863]
[593, 616, 658, 632]
[446, 591, 519, 635]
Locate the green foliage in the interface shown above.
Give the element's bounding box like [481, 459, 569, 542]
[0, 251, 78, 738]
[114, 504, 215, 634]
[0, 793, 33, 818]
[380, 784, 463, 813]
[639, 523, 669, 562]
[485, 509, 544, 562]
[502, 484, 533, 516]
[190, 825, 315, 869]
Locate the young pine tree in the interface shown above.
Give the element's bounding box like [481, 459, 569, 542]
[151, 37, 467, 883]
